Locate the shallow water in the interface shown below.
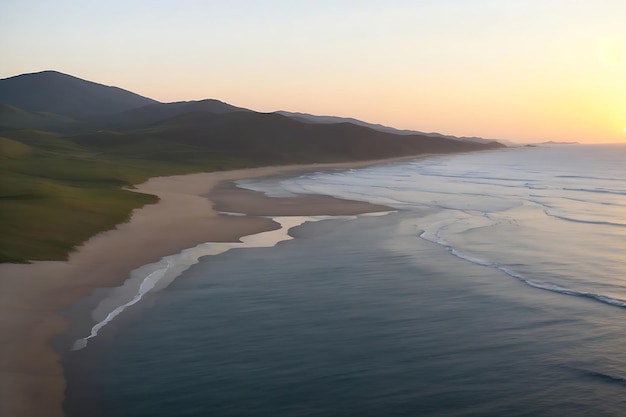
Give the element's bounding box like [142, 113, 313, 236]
[63, 145, 626, 416]
[247, 145, 626, 305]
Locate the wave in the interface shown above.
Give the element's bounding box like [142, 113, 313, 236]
[584, 370, 626, 386]
[72, 213, 386, 351]
[283, 181, 521, 213]
[71, 216, 324, 351]
[523, 280, 626, 308]
[418, 231, 626, 310]
[526, 198, 626, 227]
[563, 187, 626, 196]
[418, 171, 535, 183]
[557, 175, 626, 182]
[530, 193, 621, 206]
[525, 184, 548, 190]
[543, 211, 626, 228]
[72, 261, 172, 350]
[558, 196, 626, 208]
[278, 182, 416, 208]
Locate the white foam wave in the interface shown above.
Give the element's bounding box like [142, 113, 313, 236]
[556, 175, 626, 182]
[418, 231, 626, 310]
[72, 213, 386, 351]
[563, 187, 626, 196]
[523, 281, 626, 307]
[72, 262, 172, 350]
[361, 211, 396, 217]
[543, 211, 626, 228]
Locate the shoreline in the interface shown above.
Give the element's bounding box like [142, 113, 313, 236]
[0, 156, 416, 417]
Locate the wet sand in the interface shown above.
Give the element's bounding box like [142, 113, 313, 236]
[0, 159, 402, 417]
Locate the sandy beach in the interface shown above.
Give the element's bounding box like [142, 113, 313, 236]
[0, 159, 398, 417]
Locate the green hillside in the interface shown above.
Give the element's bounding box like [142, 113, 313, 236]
[0, 129, 254, 262]
[0, 71, 505, 263]
[0, 104, 80, 131]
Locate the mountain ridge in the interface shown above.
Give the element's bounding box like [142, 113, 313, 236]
[0, 70, 159, 120]
[1, 70, 505, 147]
[276, 110, 501, 145]
[102, 98, 251, 128]
[0, 70, 505, 263]
[0, 70, 505, 168]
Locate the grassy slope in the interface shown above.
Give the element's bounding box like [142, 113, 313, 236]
[0, 72, 502, 263]
[75, 111, 500, 164]
[0, 111, 503, 263]
[0, 129, 253, 262]
[0, 104, 80, 131]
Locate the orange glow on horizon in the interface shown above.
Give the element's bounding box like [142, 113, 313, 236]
[2, 2, 624, 145]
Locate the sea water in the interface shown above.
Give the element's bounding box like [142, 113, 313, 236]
[63, 144, 626, 417]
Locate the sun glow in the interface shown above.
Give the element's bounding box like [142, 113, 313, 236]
[2, 1, 626, 144]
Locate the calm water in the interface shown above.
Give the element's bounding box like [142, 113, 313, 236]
[64, 145, 626, 417]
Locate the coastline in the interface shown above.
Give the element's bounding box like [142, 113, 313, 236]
[0, 157, 410, 417]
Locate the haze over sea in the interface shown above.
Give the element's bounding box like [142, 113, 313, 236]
[64, 145, 626, 416]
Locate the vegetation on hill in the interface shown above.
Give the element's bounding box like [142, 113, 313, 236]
[0, 71, 505, 263]
[0, 128, 255, 262]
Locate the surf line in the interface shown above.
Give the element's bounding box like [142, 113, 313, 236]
[417, 229, 626, 310]
[71, 262, 172, 351]
[72, 213, 388, 351]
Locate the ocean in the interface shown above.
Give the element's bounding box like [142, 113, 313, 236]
[62, 144, 626, 417]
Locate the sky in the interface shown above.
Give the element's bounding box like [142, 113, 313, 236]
[1, 0, 625, 144]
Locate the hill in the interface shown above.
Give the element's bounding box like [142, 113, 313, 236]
[277, 110, 444, 136]
[103, 99, 250, 128]
[0, 70, 505, 262]
[0, 104, 79, 131]
[277, 111, 502, 145]
[0, 70, 158, 120]
[146, 111, 502, 163]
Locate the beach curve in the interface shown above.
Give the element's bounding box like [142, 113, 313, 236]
[0, 158, 406, 417]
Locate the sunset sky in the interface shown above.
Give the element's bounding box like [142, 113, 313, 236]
[1, 1, 625, 144]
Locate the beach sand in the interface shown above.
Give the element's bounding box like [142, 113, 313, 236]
[0, 160, 397, 417]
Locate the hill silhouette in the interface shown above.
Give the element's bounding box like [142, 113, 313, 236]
[276, 111, 501, 145]
[1, 70, 505, 261]
[151, 111, 500, 163]
[0, 70, 158, 120]
[103, 99, 250, 128]
[66, 110, 504, 167]
[0, 70, 504, 164]
[277, 110, 441, 137]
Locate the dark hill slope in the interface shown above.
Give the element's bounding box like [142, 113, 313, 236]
[277, 111, 501, 145]
[0, 104, 79, 131]
[104, 99, 250, 128]
[1, 71, 506, 263]
[0, 70, 158, 120]
[69, 111, 504, 165]
[157, 112, 503, 162]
